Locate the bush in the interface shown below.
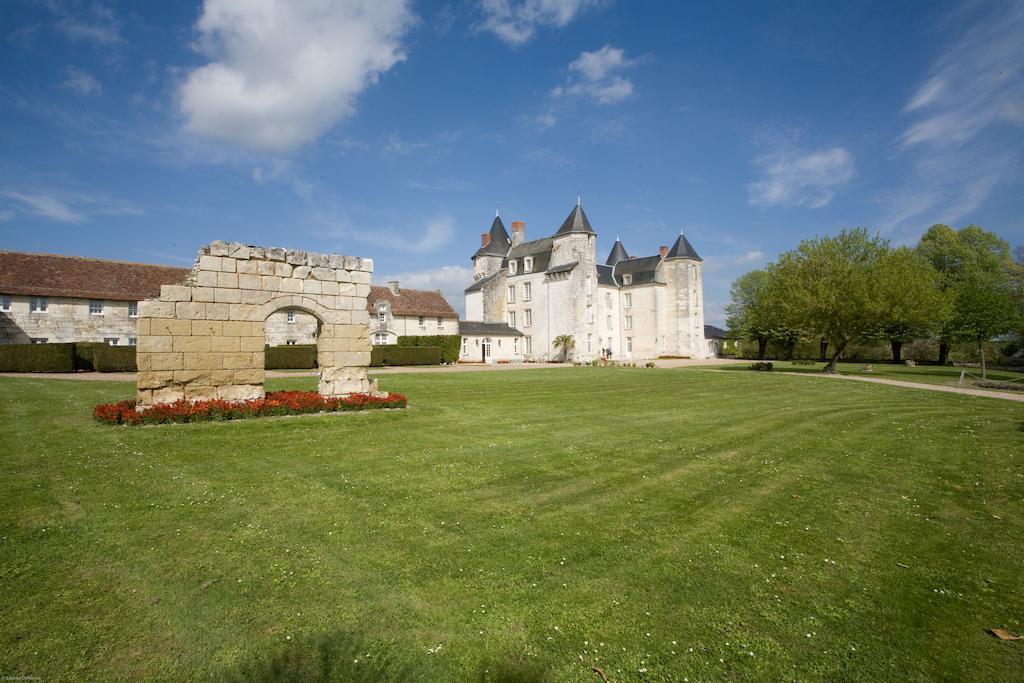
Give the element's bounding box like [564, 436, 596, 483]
[973, 380, 1024, 392]
[94, 390, 408, 426]
[93, 345, 137, 372]
[74, 342, 106, 371]
[0, 343, 76, 372]
[749, 361, 774, 371]
[397, 335, 460, 363]
[370, 345, 441, 367]
[265, 344, 317, 369]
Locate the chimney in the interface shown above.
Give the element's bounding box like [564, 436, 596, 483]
[659, 245, 669, 258]
[511, 221, 525, 246]
[481, 233, 491, 247]
[387, 280, 400, 295]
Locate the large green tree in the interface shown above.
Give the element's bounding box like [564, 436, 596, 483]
[769, 229, 945, 373]
[725, 269, 773, 359]
[877, 247, 950, 363]
[917, 224, 1019, 365]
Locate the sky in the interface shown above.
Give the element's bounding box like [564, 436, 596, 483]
[1, 0, 1022, 325]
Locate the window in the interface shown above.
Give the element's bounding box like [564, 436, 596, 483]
[606, 315, 612, 328]
[461, 337, 467, 355]
[287, 309, 295, 323]
[587, 333, 593, 353]
[418, 316, 425, 327]
[509, 260, 518, 275]
[378, 311, 386, 323]
[622, 274, 632, 285]
[128, 337, 137, 346]
[104, 337, 118, 346]
[586, 305, 593, 323]
[525, 336, 532, 354]
[524, 257, 533, 273]
[508, 311, 516, 328]
[625, 315, 633, 330]
[507, 285, 516, 303]
[30, 297, 48, 312]
[437, 317, 443, 328]
[514, 337, 520, 354]
[90, 300, 104, 315]
[373, 333, 388, 345]
[624, 293, 632, 308]
[30, 337, 48, 344]
[626, 337, 633, 353]
[525, 309, 532, 327]
[523, 282, 532, 301]
[1, 295, 12, 311]
[128, 301, 138, 318]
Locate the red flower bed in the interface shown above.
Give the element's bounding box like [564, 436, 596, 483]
[94, 390, 407, 426]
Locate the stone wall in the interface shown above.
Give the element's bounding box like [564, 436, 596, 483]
[0, 296, 139, 346]
[136, 241, 375, 407]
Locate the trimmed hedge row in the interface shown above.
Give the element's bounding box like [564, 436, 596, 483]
[93, 345, 138, 372]
[265, 344, 317, 369]
[370, 345, 441, 367]
[397, 335, 460, 363]
[0, 343, 77, 372]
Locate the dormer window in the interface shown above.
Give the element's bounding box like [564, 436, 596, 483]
[509, 261, 518, 275]
[622, 274, 633, 285]
[524, 257, 533, 273]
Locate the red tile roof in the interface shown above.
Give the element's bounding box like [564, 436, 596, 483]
[367, 285, 457, 318]
[0, 250, 190, 302]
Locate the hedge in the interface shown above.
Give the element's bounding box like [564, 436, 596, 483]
[397, 335, 460, 363]
[74, 342, 106, 371]
[265, 344, 317, 369]
[370, 345, 441, 367]
[0, 343, 76, 372]
[93, 344, 138, 372]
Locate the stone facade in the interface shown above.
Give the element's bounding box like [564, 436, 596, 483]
[1, 296, 140, 345]
[135, 241, 375, 407]
[462, 204, 710, 362]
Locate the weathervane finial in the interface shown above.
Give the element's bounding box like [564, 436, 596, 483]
[577, 194, 581, 207]
[496, 204, 500, 218]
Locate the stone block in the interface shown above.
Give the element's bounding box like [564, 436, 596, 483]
[136, 389, 152, 405]
[350, 270, 371, 285]
[136, 318, 151, 336]
[321, 281, 339, 295]
[275, 262, 293, 277]
[335, 269, 351, 283]
[217, 384, 264, 401]
[161, 284, 192, 302]
[173, 369, 212, 386]
[137, 371, 174, 390]
[311, 267, 335, 281]
[184, 352, 222, 370]
[228, 244, 250, 260]
[211, 369, 234, 385]
[192, 287, 215, 303]
[175, 302, 207, 319]
[260, 276, 282, 291]
[303, 279, 322, 294]
[220, 257, 236, 273]
[241, 289, 272, 305]
[150, 353, 184, 371]
[292, 265, 312, 279]
[229, 304, 260, 321]
[217, 272, 239, 288]
[152, 386, 185, 404]
[252, 322, 266, 336]
[214, 288, 242, 304]
[139, 300, 176, 318]
[185, 385, 218, 402]
[233, 368, 264, 384]
[250, 351, 264, 367]
[199, 255, 222, 271]
[237, 260, 258, 275]
[210, 336, 240, 353]
[257, 261, 276, 275]
[222, 352, 251, 369]
[222, 321, 251, 337]
[191, 320, 223, 336]
[286, 251, 308, 266]
[208, 241, 230, 257]
[281, 278, 303, 294]
[239, 336, 264, 352]
[350, 309, 370, 325]
[238, 273, 261, 290]
[196, 270, 218, 287]
[150, 318, 191, 336]
[361, 258, 374, 273]
[266, 247, 286, 262]
[206, 303, 230, 320]
[173, 335, 211, 353]
[354, 283, 371, 297]
[139, 335, 173, 353]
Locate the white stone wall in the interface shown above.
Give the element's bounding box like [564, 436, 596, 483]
[266, 309, 318, 345]
[368, 313, 458, 344]
[459, 334, 522, 363]
[0, 295, 140, 345]
[465, 290, 483, 321]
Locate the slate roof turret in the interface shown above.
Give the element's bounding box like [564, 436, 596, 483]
[665, 231, 702, 261]
[605, 238, 629, 265]
[473, 215, 512, 258]
[554, 202, 595, 237]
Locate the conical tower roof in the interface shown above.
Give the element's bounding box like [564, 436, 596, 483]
[605, 238, 629, 265]
[554, 202, 595, 237]
[473, 215, 512, 258]
[665, 231, 702, 261]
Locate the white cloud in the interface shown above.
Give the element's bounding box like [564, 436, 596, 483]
[314, 211, 457, 254]
[0, 191, 85, 224]
[748, 147, 854, 209]
[374, 264, 472, 317]
[737, 249, 765, 264]
[478, 0, 603, 46]
[54, 4, 122, 45]
[553, 45, 639, 104]
[61, 67, 101, 96]
[179, 0, 414, 152]
[0, 208, 16, 222]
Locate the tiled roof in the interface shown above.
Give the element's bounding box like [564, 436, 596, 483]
[605, 239, 629, 265]
[472, 216, 512, 259]
[459, 321, 522, 336]
[0, 250, 190, 301]
[554, 203, 595, 236]
[666, 232, 702, 261]
[545, 261, 578, 275]
[367, 285, 457, 318]
[613, 255, 663, 285]
[507, 237, 554, 275]
[465, 271, 499, 293]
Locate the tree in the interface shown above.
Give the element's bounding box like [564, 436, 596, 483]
[917, 224, 1016, 365]
[949, 269, 1020, 378]
[553, 334, 575, 362]
[769, 228, 944, 373]
[725, 270, 772, 359]
[877, 247, 950, 363]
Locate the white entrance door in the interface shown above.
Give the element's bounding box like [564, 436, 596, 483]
[482, 337, 492, 362]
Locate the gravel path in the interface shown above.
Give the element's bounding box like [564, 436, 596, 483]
[773, 370, 1024, 403]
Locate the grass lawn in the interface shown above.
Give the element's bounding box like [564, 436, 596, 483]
[1, 368, 1023, 681]
[713, 360, 1024, 388]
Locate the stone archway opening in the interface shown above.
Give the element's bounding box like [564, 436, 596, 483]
[135, 241, 376, 407]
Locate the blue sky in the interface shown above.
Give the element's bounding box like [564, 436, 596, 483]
[1, 0, 1022, 324]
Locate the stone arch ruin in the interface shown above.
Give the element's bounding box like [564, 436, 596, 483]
[135, 241, 375, 407]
